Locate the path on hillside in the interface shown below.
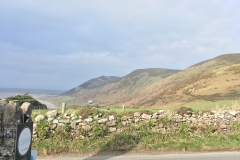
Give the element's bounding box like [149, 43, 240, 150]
[37, 152, 240, 160]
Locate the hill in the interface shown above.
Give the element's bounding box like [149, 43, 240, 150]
[60, 68, 180, 105]
[63, 76, 120, 96]
[52, 53, 240, 107]
[140, 53, 240, 106]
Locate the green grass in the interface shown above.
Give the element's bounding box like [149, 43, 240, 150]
[184, 100, 240, 112]
[32, 126, 240, 155]
[31, 103, 240, 156]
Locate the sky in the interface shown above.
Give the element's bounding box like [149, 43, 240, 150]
[0, 0, 240, 90]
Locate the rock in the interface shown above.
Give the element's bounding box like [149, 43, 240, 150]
[51, 124, 57, 130]
[82, 125, 92, 132]
[94, 115, 99, 119]
[121, 116, 128, 121]
[159, 123, 164, 128]
[78, 122, 87, 126]
[228, 110, 237, 117]
[98, 118, 108, 124]
[141, 113, 151, 120]
[134, 112, 141, 117]
[106, 120, 117, 127]
[33, 123, 37, 128]
[98, 113, 103, 117]
[35, 115, 45, 122]
[109, 115, 115, 121]
[71, 120, 76, 128]
[135, 118, 140, 123]
[59, 119, 70, 124]
[159, 110, 165, 114]
[48, 117, 54, 122]
[46, 110, 58, 118]
[53, 119, 59, 124]
[76, 119, 83, 123]
[109, 127, 117, 132]
[220, 125, 227, 129]
[152, 113, 159, 119]
[70, 112, 75, 117]
[84, 118, 93, 123]
[122, 121, 127, 126]
[71, 116, 77, 120]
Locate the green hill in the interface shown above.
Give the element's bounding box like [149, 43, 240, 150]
[50, 53, 240, 108]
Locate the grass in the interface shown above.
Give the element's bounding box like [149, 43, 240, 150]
[184, 100, 240, 112]
[32, 125, 240, 155]
[31, 100, 240, 156]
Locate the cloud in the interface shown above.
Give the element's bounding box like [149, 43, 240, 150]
[0, 0, 240, 89]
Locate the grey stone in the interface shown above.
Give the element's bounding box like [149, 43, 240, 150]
[59, 119, 70, 124]
[109, 127, 117, 132]
[98, 118, 108, 124]
[82, 125, 92, 131]
[141, 113, 151, 120]
[78, 122, 87, 126]
[121, 116, 128, 121]
[229, 110, 237, 117]
[134, 112, 141, 117]
[76, 119, 83, 123]
[109, 115, 115, 121]
[71, 112, 75, 117]
[51, 123, 57, 130]
[84, 117, 93, 123]
[71, 120, 76, 128]
[152, 114, 158, 119]
[53, 119, 59, 124]
[159, 110, 165, 114]
[46, 110, 58, 118]
[35, 115, 45, 122]
[106, 120, 117, 127]
[48, 117, 54, 122]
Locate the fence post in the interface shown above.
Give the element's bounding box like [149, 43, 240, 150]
[62, 103, 66, 114]
[122, 105, 125, 112]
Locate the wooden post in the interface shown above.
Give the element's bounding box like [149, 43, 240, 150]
[122, 105, 125, 112]
[62, 103, 66, 114]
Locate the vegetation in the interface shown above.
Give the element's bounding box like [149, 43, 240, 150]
[32, 119, 240, 155]
[5, 95, 47, 109]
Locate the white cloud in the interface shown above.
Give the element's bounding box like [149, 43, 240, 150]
[0, 0, 240, 89]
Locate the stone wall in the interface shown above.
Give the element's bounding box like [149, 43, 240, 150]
[0, 99, 23, 160]
[33, 108, 240, 140]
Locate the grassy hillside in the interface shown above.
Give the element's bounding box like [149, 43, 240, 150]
[49, 53, 240, 108]
[140, 54, 240, 107]
[55, 68, 180, 106]
[62, 76, 120, 96]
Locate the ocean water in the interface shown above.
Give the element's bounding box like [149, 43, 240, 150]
[0, 92, 20, 99]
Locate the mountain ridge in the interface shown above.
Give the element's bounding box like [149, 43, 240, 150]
[58, 53, 240, 107]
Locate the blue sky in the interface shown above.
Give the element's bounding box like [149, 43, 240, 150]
[0, 0, 240, 90]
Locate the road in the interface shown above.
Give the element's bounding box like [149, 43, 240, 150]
[37, 152, 240, 160]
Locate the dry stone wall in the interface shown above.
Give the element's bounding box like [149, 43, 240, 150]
[0, 100, 23, 160]
[33, 108, 240, 140]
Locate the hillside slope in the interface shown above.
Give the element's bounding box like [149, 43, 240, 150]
[62, 68, 180, 105]
[63, 76, 120, 96]
[140, 53, 240, 106]
[54, 53, 240, 107]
